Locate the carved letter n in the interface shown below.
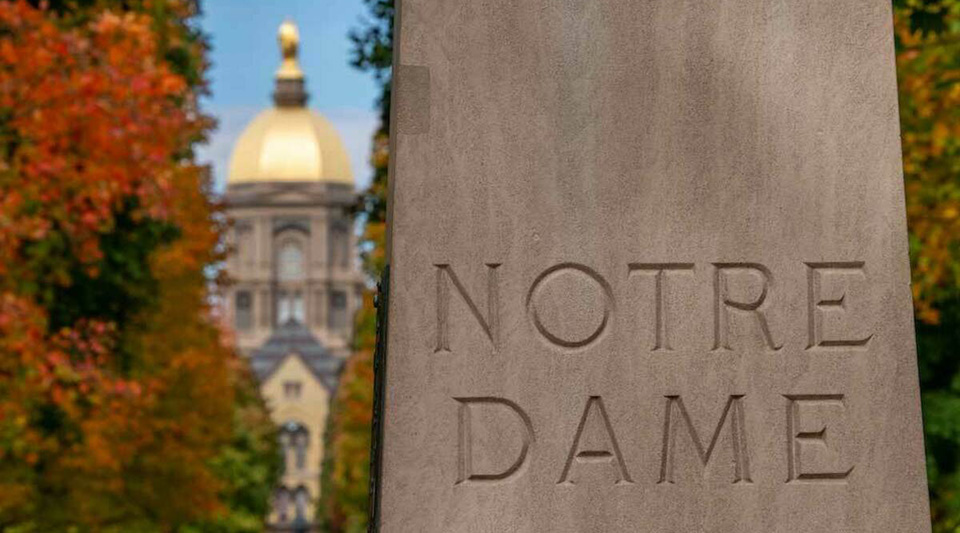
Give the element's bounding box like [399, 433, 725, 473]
[435, 264, 501, 353]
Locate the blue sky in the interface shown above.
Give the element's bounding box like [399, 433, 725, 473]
[197, 0, 380, 191]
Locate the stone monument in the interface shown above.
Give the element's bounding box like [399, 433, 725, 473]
[372, 1, 931, 531]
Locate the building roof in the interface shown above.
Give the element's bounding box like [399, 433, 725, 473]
[249, 321, 343, 391]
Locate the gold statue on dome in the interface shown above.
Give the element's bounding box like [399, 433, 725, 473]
[276, 20, 303, 80]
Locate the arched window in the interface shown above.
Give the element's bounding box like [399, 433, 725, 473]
[280, 422, 309, 474]
[235, 291, 252, 331]
[274, 488, 291, 525]
[278, 242, 304, 281]
[292, 292, 305, 324]
[294, 486, 310, 522]
[277, 291, 304, 325]
[293, 429, 309, 471]
[279, 429, 292, 472]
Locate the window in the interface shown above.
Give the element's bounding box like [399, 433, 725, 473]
[292, 292, 305, 324]
[283, 381, 302, 400]
[278, 429, 291, 467]
[235, 291, 252, 331]
[278, 242, 304, 281]
[294, 487, 309, 522]
[280, 422, 309, 475]
[293, 430, 308, 471]
[274, 488, 291, 524]
[277, 291, 290, 324]
[277, 291, 304, 325]
[329, 290, 347, 331]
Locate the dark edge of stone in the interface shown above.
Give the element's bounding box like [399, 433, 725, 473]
[368, 264, 389, 533]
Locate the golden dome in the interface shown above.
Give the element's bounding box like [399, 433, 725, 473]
[228, 108, 353, 184]
[227, 21, 354, 186]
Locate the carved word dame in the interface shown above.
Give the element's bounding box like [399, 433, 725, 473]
[456, 394, 854, 487]
[434, 261, 872, 353]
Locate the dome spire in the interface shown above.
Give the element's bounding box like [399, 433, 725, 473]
[276, 20, 303, 80]
[273, 20, 308, 107]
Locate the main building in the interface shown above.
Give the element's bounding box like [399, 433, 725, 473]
[222, 21, 363, 532]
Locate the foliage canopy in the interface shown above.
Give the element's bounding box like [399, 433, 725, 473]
[0, 1, 278, 530]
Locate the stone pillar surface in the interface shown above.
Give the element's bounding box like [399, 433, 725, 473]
[377, 2, 931, 531]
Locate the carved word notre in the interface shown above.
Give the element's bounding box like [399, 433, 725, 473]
[433, 261, 872, 353]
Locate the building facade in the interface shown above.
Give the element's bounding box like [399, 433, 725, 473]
[222, 21, 363, 532]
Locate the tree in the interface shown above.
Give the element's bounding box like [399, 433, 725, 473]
[183, 368, 282, 533]
[319, 316, 375, 533]
[895, 2, 960, 530]
[348, 0, 394, 280]
[0, 2, 277, 530]
[320, 2, 393, 530]
[896, 0, 960, 324]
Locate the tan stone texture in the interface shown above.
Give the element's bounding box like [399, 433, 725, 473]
[378, 1, 931, 531]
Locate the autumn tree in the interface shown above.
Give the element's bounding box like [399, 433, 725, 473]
[897, 0, 960, 324]
[350, 0, 394, 280]
[895, 1, 960, 530]
[319, 2, 393, 531]
[0, 1, 277, 531]
[320, 302, 376, 533]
